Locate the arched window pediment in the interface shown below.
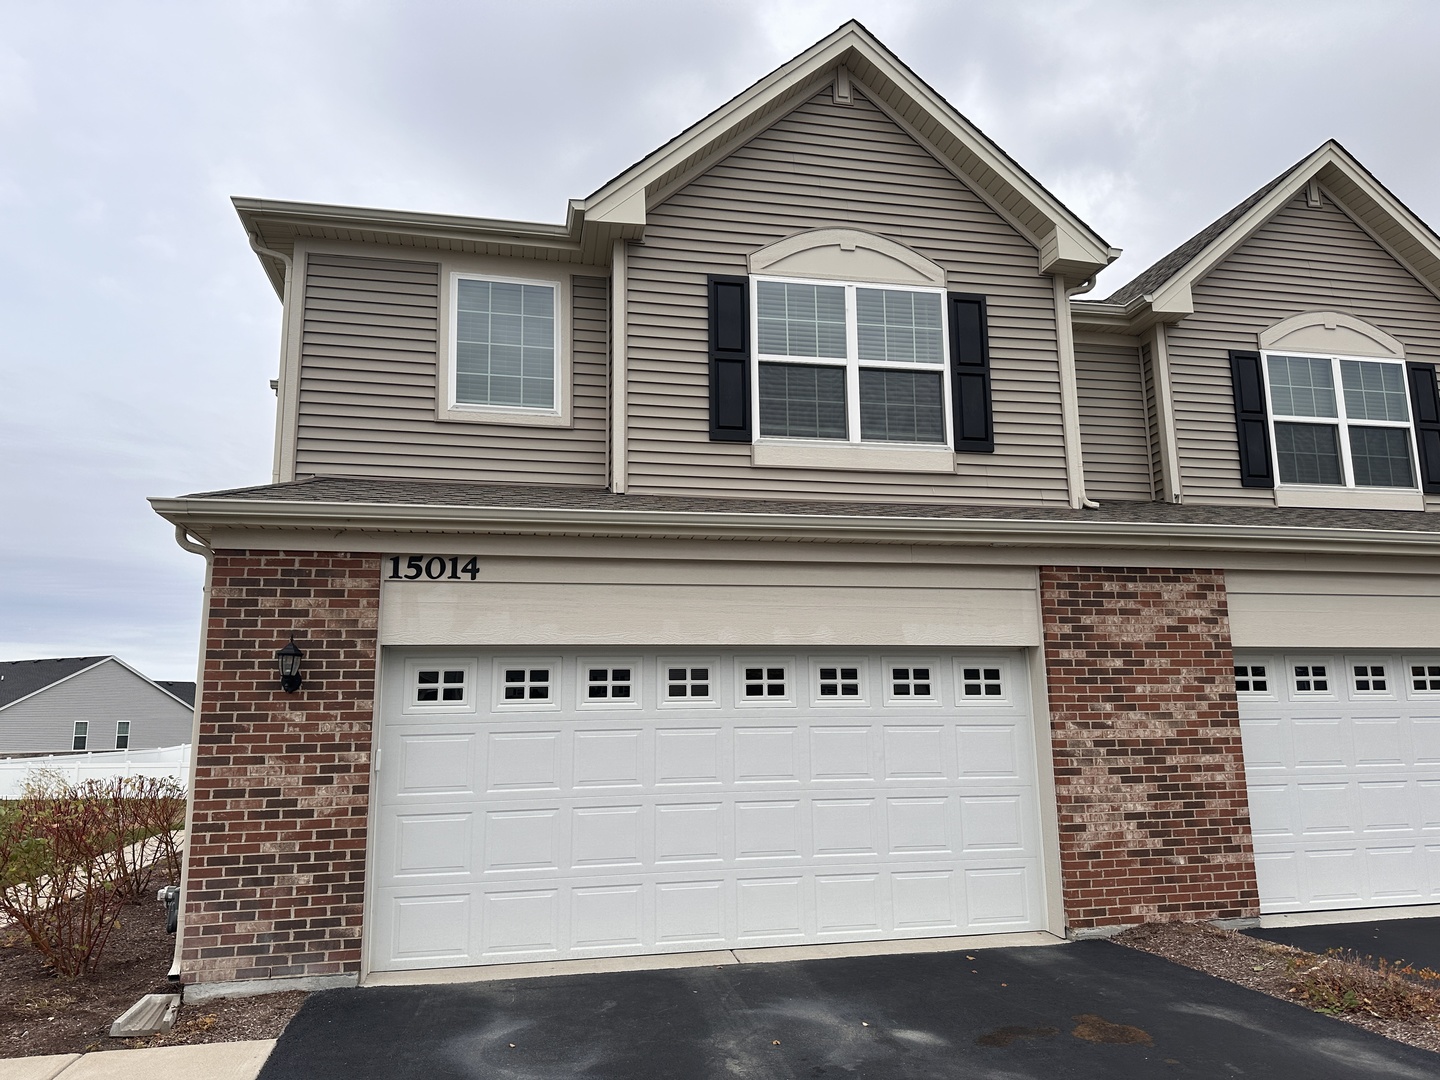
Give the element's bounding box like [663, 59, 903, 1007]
[1259, 311, 1405, 359]
[748, 228, 946, 287]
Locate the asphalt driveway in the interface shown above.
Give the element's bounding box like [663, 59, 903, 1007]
[1246, 916, 1440, 972]
[257, 940, 1437, 1080]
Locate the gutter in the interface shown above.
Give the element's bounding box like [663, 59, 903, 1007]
[148, 495, 1440, 558]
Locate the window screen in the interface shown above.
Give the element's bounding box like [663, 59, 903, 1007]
[455, 279, 555, 409]
[758, 363, 847, 439]
[859, 369, 945, 443]
[1268, 356, 1337, 417]
[1341, 360, 1409, 422]
[1348, 427, 1414, 488]
[1274, 422, 1343, 485]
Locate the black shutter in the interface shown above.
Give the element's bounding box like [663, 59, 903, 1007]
[1229, 350, 1275, 488]
[1407, 361, 1440, 494]
[948, 293, 993, 453]
[708, 275, 750, 442]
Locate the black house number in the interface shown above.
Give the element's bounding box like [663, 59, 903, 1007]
[387, 555, 481, 581]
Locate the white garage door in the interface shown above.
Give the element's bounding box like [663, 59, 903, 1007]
[370, 649, 1045, 971]
[1238, 652, 1440, 913]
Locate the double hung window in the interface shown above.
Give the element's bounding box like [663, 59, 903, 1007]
[1264, 353, 1417, 489]
[752, 277, 950, 446]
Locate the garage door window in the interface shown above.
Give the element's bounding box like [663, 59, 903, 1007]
[415, 668, 468, 705]
[586, 666, 635, 701]
[501, 667, 551, 702]
[1291, 664, 1330, 694]
[739, 662, 790, 703]
[1411, 663, 1440, 693]
[1350, 663, 1389, 694]
[959, 666, 1004, 699]
[889, 665, 934, 699]
[1234, 664, 1269, 693]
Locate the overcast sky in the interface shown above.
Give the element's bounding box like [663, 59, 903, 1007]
[2, 0, 1438, 679]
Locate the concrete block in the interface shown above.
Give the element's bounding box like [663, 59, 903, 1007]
[183, 972, 356, 1003]
[109, 994, 180, 1037]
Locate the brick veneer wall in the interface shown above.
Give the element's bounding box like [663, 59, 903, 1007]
[181, 550, 381, 985]
[1041, 566, 1259, 931]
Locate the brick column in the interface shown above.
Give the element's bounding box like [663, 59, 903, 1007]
[181, 550, 381, 985]
[1041, 566, 1259, 932]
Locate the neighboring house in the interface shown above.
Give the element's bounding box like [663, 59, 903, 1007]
[0, 656, 195, 755]
[149, 22, 1440, 996]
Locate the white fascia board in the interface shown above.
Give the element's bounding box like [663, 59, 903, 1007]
[580, 22, 1112, 268]
[0, 657, 113, 716]
[148, 496, 1440, 559]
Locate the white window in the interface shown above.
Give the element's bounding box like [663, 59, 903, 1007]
[1351, 663, 1389, 694]
[1410, 662, 1440, 694]
[751, 277, 950, 447]
[115, 721, 130, 749]
[1264, 353, 1417, 490]
[959, 665, 1004, 699]
[739, 661, 790, 702]
[584, 665, 635, 702]
[499, 665, 553, 703]
[1234, 664, 1269, 693]
[1291, 663, 1330, 694]
[73, 721, 88, 751]
[444, 272, 566, 424]
[662, 664, 714, 704]
[888, 664, 936, 701]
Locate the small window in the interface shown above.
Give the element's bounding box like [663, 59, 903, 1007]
[115, 721, 130, 750]
[1411, 663, 1440, 693]
[1352, 664, 1388, 693]
[665, 666, 712, 701]
[742, 666, 787, 699]
[586, 667, 634, 700]
[891, 666, 934, 699]
[502, 667, 551, 702]
[73, 721, 88, 751]
[415, 667, 468, 705]
[817, 666, 861, 698]
[453, 276, 557, 410]
[960, 666, 1003, 698]
[1234, 665, 1268, 693]
[1293, 664, 1329, 693]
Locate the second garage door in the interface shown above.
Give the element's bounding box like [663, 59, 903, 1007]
[1238, 651, 1440, 914]
[370, 649, 1046, 971]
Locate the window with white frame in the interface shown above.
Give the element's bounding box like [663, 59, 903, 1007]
[752, 277, 950, 446]
[1264, 353, 1417, 489]
[73, 721, 88, 751]
[450, 274, 559, 412]
[115, 721, 130, 749]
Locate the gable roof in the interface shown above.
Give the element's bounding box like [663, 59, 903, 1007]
[0, 656, 109, 710]
[0, 656, 196, 713]
[581, 20, 1117, 284]
[1094, 140, 1440, 320]
[236, 21, 1119, 295]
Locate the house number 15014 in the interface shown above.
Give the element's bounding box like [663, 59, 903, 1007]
[387, 555, 481, 581]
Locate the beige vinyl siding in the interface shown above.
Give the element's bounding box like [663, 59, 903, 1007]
[1140, 342, 1164, 496]
[0, 661, 192, 755]
[1166, 191, 1440, 504]
[293, 254, 608, 485]
[624, 86, 1068, 504]
[1075, 340, 1153, 501]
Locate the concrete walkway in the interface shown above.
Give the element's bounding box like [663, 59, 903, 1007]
[0, 1040, 274, 1080]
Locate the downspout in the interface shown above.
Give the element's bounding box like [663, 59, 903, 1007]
[1054, 276, 1099, 509]
[168, 525, 213, 982]
[248, 234, 298, 485]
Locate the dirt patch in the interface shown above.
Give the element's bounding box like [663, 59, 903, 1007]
[1113, 921, 1440, 1055]
[1070, 1012, 1152, 1045]
[0, 897, 306, 1057]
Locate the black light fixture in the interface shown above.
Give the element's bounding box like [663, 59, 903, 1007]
[276, 635, 304, 694]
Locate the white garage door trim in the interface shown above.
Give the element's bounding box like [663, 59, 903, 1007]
[367, 648, 1047, 972]
[1238, 651, 1440, 914]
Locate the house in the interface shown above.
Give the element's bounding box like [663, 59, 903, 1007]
[0, 656, 194, 755]
[149, 22, 1440, 997]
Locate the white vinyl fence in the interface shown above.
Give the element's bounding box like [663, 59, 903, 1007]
[0, 744, 190, 798]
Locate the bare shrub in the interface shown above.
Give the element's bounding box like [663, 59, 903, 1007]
[1287, 949, 1440, 1021]
[78, 776, 187, 900]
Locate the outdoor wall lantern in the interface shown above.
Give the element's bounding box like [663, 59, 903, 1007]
[276, 636, 305, 694]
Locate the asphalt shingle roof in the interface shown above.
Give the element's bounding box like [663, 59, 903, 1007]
[182, 475, 1440, 534]
[156, 681, 196, 707]
[1100, 151, 1311, 306]
[0, 656, 109, 710]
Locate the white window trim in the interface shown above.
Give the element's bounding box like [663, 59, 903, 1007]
[439, 266, 572, 428]
[1262, 349, 1419, 497]
[115, 720, 131, 749]
[73, 721, 88, 751]
[749, 274, 952, 451]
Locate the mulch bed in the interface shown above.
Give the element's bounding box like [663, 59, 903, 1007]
[0, 894, 306, 1057]
[1113, 921, 1440, 1055]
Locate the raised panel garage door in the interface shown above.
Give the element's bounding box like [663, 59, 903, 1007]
[370, 649, 1045, 971]
[1237, 651, 1440, 913]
